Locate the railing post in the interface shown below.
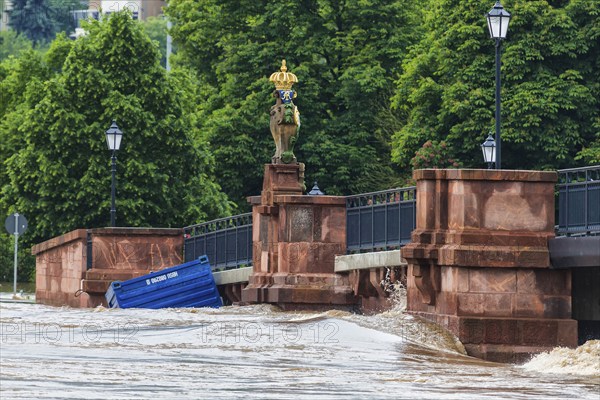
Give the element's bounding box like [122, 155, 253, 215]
[585, 169, 589, 233]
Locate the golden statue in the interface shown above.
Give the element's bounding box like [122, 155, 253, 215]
[269, 60, 300, 164]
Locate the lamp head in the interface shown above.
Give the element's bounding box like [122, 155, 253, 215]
[105, 120, 123, 151]
[481, 134, 497, 168]
[486, 1, 511, 40]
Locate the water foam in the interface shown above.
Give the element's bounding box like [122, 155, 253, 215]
[522, 340, 600, 376]
[318, 283, 468, 355]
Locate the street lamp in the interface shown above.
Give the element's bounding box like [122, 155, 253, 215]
[481, 134, 497, 169]
[486, 1, 511, 169]
[105, 120, 123, 227]
[308, 181, 324, 195]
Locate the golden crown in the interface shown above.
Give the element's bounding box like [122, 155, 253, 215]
[269, 60, 298, 90]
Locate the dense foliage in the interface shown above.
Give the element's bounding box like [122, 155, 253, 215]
[0, 29, 34, 61]
[167, 0, 424, 205]
[391, 0, 599, 170]
[0, 12, 230, 253]
[411, 141, 461, 170]
[0, 235, 35, 282]
[7, 0, 86, 44]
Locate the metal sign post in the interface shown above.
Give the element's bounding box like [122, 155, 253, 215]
[4, 213, 28, 295]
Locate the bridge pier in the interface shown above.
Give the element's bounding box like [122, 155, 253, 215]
[402, 169, 578, 363]
[241, 163, 356, 310]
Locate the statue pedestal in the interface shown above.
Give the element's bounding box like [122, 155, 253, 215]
[402, 169, 577, 362]
[241, 164, 355, 310]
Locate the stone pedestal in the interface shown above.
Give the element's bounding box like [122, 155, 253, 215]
[241, 163, 355, 310]
[401, 169, 577, 363]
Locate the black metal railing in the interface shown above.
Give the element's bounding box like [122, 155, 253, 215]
[183, 213, 253, 270]
[345, 186, 417, 253]
[557, 165, 600, 236]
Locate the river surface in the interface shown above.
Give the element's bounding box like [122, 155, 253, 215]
[0, 299, 598, 399]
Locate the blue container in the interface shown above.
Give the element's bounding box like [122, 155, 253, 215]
[105, 255, 222, 309]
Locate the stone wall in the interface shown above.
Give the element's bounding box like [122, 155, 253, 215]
[33, 228, 183, 307]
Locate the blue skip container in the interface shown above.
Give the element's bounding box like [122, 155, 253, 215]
[105, 255, 222, 309]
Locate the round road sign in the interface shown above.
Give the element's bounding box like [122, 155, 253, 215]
[5, 213, 28, 235]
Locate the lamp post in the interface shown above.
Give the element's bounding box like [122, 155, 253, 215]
[105, 121, 123, 227]
[486, 1, 511, 169]
[481, 134, 497, 169]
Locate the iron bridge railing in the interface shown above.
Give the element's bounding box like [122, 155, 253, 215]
[557, 165, 600, 236]
[183, 213, 253, 270]
[345, 186, 417, 253]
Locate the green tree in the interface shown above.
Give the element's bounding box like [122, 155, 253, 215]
[167, 0, 424, 206]
[0, 234, 36, 283]
[7, 0, 88, 44]
[8, 0, 56, 44]
[49, 0, 88, 34]
[411, 140, 462, 170]
[391, 0, 599, 171]
[0, 29, 33, 61]
[0, 11, 231, 249]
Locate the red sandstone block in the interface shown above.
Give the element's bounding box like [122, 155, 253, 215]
[469, 268, 516, 293]
[440, 267, 469, 292]
[38, 291, 71, 307]
[515, 293, 572, 319]
[65, 268, 86, 280]
[90, 235, 183, 271]
[46, 263, 61, 277]
[515, 250, 551, 268]
[436, 291, 458, 315]
[36, 263, 47, 275]
[279, 242, 309, 273]
[439, 246, 550, 268]
[317, 206, 346, 243]
[85, 269, 139, 280]
[50, 277, 60, 292]
[458, 318, 485, 344]
[268, 251, 280, 273]
[36, 274, 47, 291]
[266, 287, 286, 303]
[457, 293, 513, 317]
[251, 211, 260, 241]
[513, 294, 545, 318]
[82, 279, 111, 294]
[520, 320, 558, 346]
[31, 229, 87, 255]
[61, 277, 77, 293]
[268, 218, 280, 244]
[308, 243, 343, 274]
[541, 296, 572, 319]
[447, 231, 549, 247]
[484, 318, 518, 344]
[556, 320, 578, 347]
[456, 268, 470, 292]
[35, 289, 47, 302]
[516, 269, 571, 295]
